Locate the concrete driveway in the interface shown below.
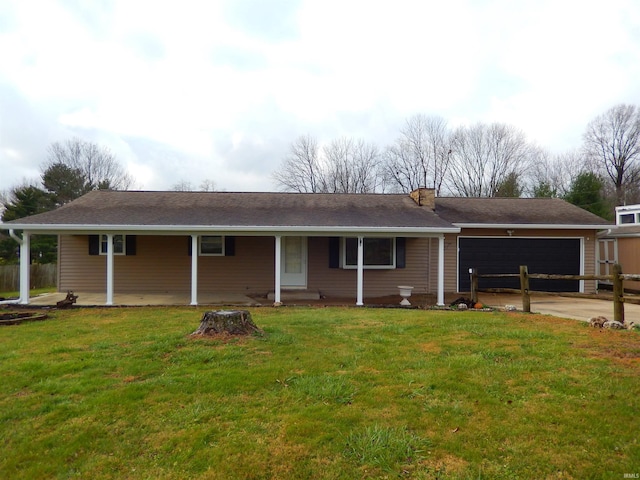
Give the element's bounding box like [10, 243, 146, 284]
[478, 292, 640, 323]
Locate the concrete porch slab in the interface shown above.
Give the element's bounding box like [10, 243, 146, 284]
[266, 290, 321, 301]
[26, 292, 262, 307]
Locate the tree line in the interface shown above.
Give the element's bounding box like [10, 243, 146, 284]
[272, 104, 640, 219]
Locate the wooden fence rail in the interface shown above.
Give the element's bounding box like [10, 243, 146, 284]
[469, 264, 631, 323]
[0, 264, 57, 292]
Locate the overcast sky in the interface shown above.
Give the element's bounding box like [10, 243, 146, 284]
[1, 0, 639, 193]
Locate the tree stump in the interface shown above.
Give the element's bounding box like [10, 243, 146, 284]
[56, 291, 78, 309]
[192, 310, 263, 336]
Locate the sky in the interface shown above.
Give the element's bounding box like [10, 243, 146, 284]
[1, 0, 639, 193]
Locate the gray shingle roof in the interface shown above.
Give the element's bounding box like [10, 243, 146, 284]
[2, 191, 612, 232]
[435, 197, 611, 226]
[599, 224, 640, 237]
[3, 190, 455, 231]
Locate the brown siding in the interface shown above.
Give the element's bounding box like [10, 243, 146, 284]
[60, 235, 108, 292]
[60, 235, 192, 293]
[443, 234, 458, 293]
[307, 237, 433, 297]
[59, 235, 439, 297]
[617, 238, 640, 291]
[59, 230, 600, 297]
[197, 237, 275, 295]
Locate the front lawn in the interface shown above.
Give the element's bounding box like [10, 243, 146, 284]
[0, 307, 638, 479]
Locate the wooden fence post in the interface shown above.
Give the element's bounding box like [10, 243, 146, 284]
[520, 265, 531, 313]
[613, 263, 624, 323]
[470, 268, 478, 303]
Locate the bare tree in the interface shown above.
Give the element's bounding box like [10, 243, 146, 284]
[273, 135, 383, 193]
[272, 135, 322, 192]
[323, 137, 382, 193]
[171, 179, 216, 191]
[529, 149, 592, 198]
[171, 180, 194, 192]
[44, 138, 134, 191]
[382, 115, 451, 194]
[445, 122, 535, 197]
[199, 179, 216, 192]
[583, 104, 640, 205]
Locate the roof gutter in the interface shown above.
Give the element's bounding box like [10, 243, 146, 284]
[453, 223, 613, 230]
[1, 223, 461, 236]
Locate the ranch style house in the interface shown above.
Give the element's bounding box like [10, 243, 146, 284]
[2, 188, 611, 306]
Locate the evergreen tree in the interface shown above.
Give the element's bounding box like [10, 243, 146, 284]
[0, 185, 57, 264]
[494, 172, 523, 197]
[564, 172, 612, 219]
[532, 181, 558, 198]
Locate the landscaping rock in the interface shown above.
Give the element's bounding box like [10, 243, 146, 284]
[589, 316, 608, 328]
[603, 320, 625, 330]
[504, 305, 517, 312]
[457, 303, 468, 310]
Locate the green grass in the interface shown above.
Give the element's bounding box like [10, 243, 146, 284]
[0, 306, 638, 479]
[0, 287, 56, 299]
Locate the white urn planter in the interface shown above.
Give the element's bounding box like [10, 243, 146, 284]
[397, 285, 414, 306]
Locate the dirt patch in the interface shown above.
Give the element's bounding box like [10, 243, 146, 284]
[572, 329, 640, 366]
[418, 454, 469, 476]
[187, 332, 255, 345]
[419, 342, 442, 354]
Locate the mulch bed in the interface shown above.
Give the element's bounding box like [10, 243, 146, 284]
[0, 311, 48, 326]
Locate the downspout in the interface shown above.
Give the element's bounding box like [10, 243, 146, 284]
[0, 231, 20, 301]
[9, 229, 30, 305]
[8, 228, 21, 245]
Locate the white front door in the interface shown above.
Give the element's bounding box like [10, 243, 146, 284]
[281, 236, 307, 288]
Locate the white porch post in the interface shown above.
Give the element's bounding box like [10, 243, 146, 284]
[356, 236, 364, 306]
[190, 235, 199, 305]
[19, 232, 30, 305]
[274, 235, 282, 304]
[106, 234, 114, 306]
[437, 234, 445, 306]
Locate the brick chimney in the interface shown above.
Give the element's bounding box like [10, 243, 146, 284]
[409, 188, 435, 209]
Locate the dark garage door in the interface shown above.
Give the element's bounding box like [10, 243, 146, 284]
[458, 238, 581, 292]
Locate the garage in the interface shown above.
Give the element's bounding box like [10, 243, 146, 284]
[458, 237, 581, 292]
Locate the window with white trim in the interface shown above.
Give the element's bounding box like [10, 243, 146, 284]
[199, 236, 225, 256]
[100, 234, 125, 255]
[619, 213, 636, 224]
[343, 237, 395, 269]
[615, 205, 640, 225]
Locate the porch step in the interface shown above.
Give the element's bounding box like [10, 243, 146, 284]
[267, 290, 321, 301]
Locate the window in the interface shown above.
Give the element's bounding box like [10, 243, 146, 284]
[620, 213, 636, 224]
[100, 234, 125, 255]
[343, 237, 395, 269]
[199, 236, 224, 256]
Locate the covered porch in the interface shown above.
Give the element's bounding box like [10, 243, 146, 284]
[12, 231, 449, 307]
[3, 189, 461, 307]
